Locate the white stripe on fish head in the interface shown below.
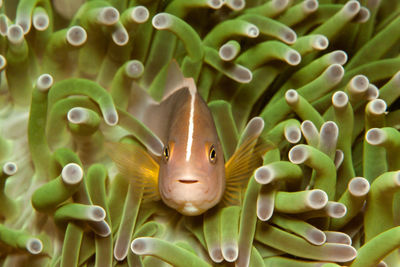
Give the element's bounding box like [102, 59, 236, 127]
[185, 86, 196, 162]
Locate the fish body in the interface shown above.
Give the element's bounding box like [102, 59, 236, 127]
[108, 62, 269, 216]
[157, 81, 225, 215]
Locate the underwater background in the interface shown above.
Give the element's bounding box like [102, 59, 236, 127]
[1, 0, 400, 266]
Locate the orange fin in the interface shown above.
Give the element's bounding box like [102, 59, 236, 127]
[106, 142, 160, 202]
[224, 137, 274, 205]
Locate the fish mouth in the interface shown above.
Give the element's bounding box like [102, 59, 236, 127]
[178, 179, 199, 184]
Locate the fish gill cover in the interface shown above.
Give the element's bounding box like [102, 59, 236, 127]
[0, 0, 400, 266]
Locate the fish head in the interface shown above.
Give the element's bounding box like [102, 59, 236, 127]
[158, 88, 225, 216]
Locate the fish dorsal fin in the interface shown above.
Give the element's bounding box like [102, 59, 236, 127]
[128, 82, 157, 122]
[106, 142, 160, 202]
[162, 60, 196, 101]
[224, 118, 274, 206]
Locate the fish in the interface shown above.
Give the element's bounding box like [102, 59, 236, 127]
[107, 61, 272, 216]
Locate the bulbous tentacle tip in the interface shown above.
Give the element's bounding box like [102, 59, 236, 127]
[272, 0, 289, 11]
[98, 7, 120, 26]
[320, 121, 338, 140]
[246, 25, 259, 38]
[301, 120, 318, 133]
[306, 228, 326, 245]
[307, 189, 328, 209]
[89, 205, 106, 222]
[232, 65, 252, 83]
[365, 128, 384, 145]
[26, 238, 43, 255]
[208, 0, 224, 9]
[368, 99, 387, 115]
[210, 247, 224, 263]
[344, 1, 361, 17]
[131, 237, 151, 255]
[36, 74, 54, 92]
[331, 50, 348, 65]
[285, 125, 302, 144]
[303, 0, 318, 13]
[114, 241, 128, 261]
[226, 0, 245, 11]
[326, 64, 344, 82]
[3, 161, 17, 176]
[353, 7, 371, 23]
[61, 163, 83, 185]
[325, 231, 352, 245]
[348, 177, 370, 197]
[7, 24, 24, 44]
[285, 89, 299, 104]
[255, 166, 273, 184]
[152, 13, 172, 30]
[289, 145, 308, 164]
[105, 111, 119, 126]
[222, 243, 238, 262]
[96, 221, 111, 237]
[112, 27, 129, 46]
[33, 11, 49, 31]
[312, 35, 329, 50]
[67, 26, 87, 47]
[126, 60, 144, 79]
[281, 29, 297, 45]
[327, 202, 347, 218]
[245, 117, 265, 137]
[350, 74, 369, 93]
[332, 91, 349, 108]
[67, 107, 88, 124]
[285, 50, 301, 66]
[132, 6, 149, 23]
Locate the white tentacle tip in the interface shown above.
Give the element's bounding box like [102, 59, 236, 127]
[307, 189, 328, 209]
[289, 145, 308, 164]
[152, 13, 172, 30]
[36, 74, 53, 91]
[105, 110, 119, 126]
[132, 6, 149, 23]
[285, 50, 301, 66]
[27, 238, 43, 254]
[67, 26, 87, 46]
[7, 24, 24, 44]
[348, 177, 370, 197]
[3, 162, 17, 176]
[61, 163, 83, 185]
[131, 237, 152, 255]
[255, 166, 274, 184]
[222, 244, 238, 262]
[98, 7, 120, 26]
[285, 125, 301, 144]
[89, 205, 106, 221]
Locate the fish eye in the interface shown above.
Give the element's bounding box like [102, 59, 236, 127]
[163, 145, 170, 162]
[209, 145, 216, 163]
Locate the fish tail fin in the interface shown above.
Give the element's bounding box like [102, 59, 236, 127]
[105, 142, 160, 202]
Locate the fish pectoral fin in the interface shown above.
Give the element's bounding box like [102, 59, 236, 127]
[105, 142, 160, 201]
[224, 136, 274, 205]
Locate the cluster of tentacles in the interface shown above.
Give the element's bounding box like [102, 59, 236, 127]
[1, 0, 400, 266]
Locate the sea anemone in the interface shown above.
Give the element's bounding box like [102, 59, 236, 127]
[1, 0, 400, 266]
